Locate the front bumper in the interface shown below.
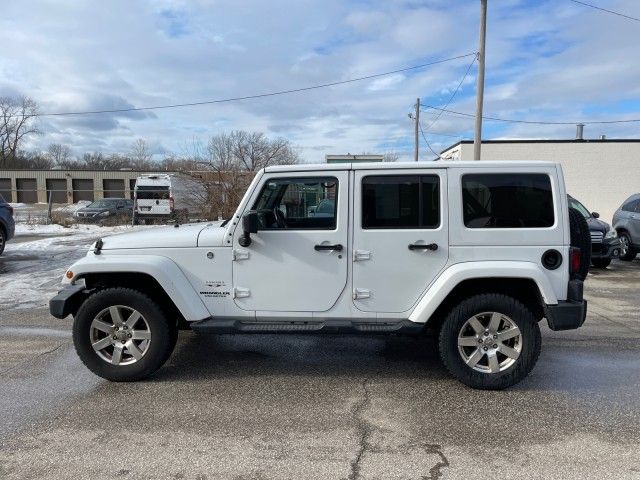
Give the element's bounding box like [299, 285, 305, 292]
[591, 237, 622, 259]
[545, 279, 587, 331]
[49, 284, 89, 319]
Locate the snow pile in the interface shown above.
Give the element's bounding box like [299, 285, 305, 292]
[0, 225, 157, 310]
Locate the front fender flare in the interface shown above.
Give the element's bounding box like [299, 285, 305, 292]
[64, 254, 210, 321]
[408, 261, 558, 324]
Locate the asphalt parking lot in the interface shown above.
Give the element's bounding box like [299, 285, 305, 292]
[1, 247, 639, 479]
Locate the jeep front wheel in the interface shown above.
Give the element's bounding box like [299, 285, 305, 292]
[73, 288, 176, 381]
[438, 294, 541, 390]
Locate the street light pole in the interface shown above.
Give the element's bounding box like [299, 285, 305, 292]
[474, 0, 487, 160]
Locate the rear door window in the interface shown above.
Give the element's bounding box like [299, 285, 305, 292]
[362, 175, 440, 229]
[136, 186, 170, 200]
[462, 173, 554, 228]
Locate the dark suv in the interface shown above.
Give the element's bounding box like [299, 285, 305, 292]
[612, 193, 640, 261]
[568, 195, 621, 268]
[0, 194, 16, 256]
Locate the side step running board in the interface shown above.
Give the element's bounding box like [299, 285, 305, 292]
[190, 318, 425, 335]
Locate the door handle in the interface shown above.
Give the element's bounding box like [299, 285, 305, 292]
[314, 244, 343, 251]
[408, 243, 438, 251]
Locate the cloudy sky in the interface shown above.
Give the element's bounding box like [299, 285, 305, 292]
[2, 0, 639, 162]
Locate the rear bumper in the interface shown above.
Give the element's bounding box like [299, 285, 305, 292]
[49, 284, 88, 319]
[545, 279, 587, 331]
[546, 300, 587, 331]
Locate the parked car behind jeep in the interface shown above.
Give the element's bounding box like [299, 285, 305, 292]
[567, 195, 620, 268]
[75, 198, 133, 222]
[613, 193, 640, 261]
[0, 194, 16, 256]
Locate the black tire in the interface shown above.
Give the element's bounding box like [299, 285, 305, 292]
[591, 258, 611, 268]
[0, 227, 5, 256]
[618, 231, 637, 261]
[438, 293, 541, 390]
[73, 288, 177, 381]
[568, 207, 591, 280]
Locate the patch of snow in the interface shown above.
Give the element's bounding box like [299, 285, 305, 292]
[0, 225, 159, 311]
[8, 203, 27, 208]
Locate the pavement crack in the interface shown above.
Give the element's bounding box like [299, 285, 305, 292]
[0, 342, 65, 375]
[347, 376, 373, 480]
[422, 444, 450, 480]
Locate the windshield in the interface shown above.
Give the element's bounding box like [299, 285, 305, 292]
[569, 197, 591, 219]
[87, 200, 117, 208]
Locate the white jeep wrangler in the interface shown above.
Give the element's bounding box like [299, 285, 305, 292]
[51, 161, 590, 389]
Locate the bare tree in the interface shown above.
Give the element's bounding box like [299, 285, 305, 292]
[130, 138, 153, 169]
[203, 130, 300, 218]
[383, 151, 400, 162]
[47, 143, 72, 165]
[0, 96, 40, 167]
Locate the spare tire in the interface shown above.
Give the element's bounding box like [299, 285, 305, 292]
[569, 207, 591, 280]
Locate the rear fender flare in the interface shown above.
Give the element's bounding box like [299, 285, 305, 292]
[408, 261, 558, 324]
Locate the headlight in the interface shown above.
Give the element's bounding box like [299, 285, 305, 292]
[97, 211, 110, 217]
[604, 228, 617, 239]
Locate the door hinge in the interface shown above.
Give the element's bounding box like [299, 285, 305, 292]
[233, 287, 251, 299]
[353, 288, 371, 300]
[353, 249, 371, 261]
[232, 249, 250, 261]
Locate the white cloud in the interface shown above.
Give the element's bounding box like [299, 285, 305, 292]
[0, 0, 638, 162]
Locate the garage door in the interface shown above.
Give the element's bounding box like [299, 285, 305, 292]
[103, 179, 125, 198]
[46, 179, 67, 203]
[72, 179, 94, 203]
[0, 179, 11, 202]
[16, 178, 38, 203]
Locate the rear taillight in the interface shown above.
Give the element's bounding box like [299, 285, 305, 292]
[169, 196, 174, 212]
[570, 247, 582, 275]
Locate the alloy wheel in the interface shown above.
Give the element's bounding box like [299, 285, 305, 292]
[90, 305, 152, 366]
[457, 312, 522, 374]
[619, 235, 629, 257]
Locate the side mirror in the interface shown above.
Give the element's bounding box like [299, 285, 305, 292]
[239, 210, 259, 247]
[592, 212, 600, 218]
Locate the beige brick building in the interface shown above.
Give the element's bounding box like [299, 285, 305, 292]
[0, 169, 172, 204]
[439, 139, 640, 223]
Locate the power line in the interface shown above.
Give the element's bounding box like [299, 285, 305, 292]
[424, 54, 477, 131]
[422, 105, 640, 125]
[418, 120, 441, 159]
[569, 0, 640, 23]
[32, 52, 477, 118]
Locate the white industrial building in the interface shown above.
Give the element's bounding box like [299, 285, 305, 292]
[440, 138, 640, 222]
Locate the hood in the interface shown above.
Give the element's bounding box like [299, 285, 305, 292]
[586, 217, 610, 233]
[100, 223, 209, 250]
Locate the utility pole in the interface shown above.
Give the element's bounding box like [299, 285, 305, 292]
[414, 97, 420, 162]
[474, 0, 487, 160]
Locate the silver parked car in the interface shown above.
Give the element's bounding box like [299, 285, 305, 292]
[612, 193, 640, 261]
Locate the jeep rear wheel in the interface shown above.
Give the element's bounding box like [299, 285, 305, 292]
[73, 288, 176, 381]
[0, 227, 5, 256]
[438, 294, 541, 390]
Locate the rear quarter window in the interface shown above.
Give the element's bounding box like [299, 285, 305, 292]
[462, 173, 554, 228]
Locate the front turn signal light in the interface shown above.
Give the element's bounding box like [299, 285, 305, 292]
[66, 271, 73, 279]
